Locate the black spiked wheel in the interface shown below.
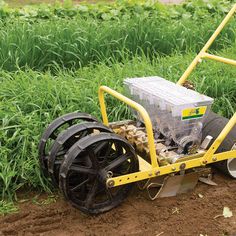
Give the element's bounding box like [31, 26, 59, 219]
[39, 112, 98, 176]
[59, 133, 139, 214]
[48, 122, 112, 186]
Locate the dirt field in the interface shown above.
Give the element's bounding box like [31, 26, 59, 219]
[0, 170, 235, 236]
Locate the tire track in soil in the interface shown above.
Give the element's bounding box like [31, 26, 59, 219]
[0, 172, 236, 236]
[0, 210, 63, 235]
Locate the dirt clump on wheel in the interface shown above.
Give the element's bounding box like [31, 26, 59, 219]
[0, 171, 236, 236]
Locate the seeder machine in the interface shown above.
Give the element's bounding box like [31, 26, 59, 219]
[39, 4, 236, 214]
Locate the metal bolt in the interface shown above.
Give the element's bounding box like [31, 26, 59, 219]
[106, 171, 113, 178]
[171, 167, 176, 171]
[180, 163, 186, 170]
[202, 160, 207, 165]
[212, 157, 217, 162]
[107, 180, 115, 188]
[148, 172, 153, 177]
[155, 171, 160, 176]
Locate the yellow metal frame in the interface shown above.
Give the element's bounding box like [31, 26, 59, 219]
[177, 3, 236, 85]
[98, 4, 236, 187]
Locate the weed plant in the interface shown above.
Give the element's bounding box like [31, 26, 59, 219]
[0, 10, 235, 71]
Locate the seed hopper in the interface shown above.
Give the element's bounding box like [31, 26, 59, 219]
[39, 4, 236, 214]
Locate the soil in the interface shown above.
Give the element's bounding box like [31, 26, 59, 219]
[0, 170, 236, 236]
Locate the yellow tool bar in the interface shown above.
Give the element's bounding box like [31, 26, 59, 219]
[107, 150, 236, 187]
[98, 86, 159, 168]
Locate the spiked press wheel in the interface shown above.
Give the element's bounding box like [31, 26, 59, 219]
[48, 122, 112, 186]
[59, 132, 139, 214]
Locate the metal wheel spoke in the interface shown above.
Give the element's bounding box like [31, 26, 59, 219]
[105, 154, 130, 171]
[94, 142, 108, 154]
[114, 142, 124, 155]
[71, 178, 89, 192]
[56, 149, 68, 156]
[74, 155, 92, 168]
[104, 141, 113, 158]
[54, 159, 63, 165]
[70, 164, 96, 175]
[85, 180, 99, 208]
[105, 188, 113, 200]
[87, 147, 100, 167]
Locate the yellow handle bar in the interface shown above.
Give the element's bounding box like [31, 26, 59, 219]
[177, 3, 236, 85]
[98, 86, 159, 168]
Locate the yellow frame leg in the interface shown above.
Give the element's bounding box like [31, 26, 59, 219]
[98, 86, 159, 168]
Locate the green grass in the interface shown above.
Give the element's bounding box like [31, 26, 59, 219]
[0, 45, 235, 200]
[0, 200, 18, 215]
[5, 0, 58, 7]
[0, 0, 236, 72]
[0, 14, 235, 71]
[5, 0, 112, 7]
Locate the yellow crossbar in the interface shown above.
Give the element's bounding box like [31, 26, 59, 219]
[177, 3, 236, 85]
[202, 53, 236, 66]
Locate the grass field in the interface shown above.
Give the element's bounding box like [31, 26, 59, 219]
[0, 13, 235, 71]
[5, 0, 182, 7]
[0, 0, 235, 207]
[5, 0, 112, 7]
[5, 0, 57, 6]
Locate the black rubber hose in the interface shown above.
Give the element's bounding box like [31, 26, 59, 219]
[202, 111, 236, 178]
